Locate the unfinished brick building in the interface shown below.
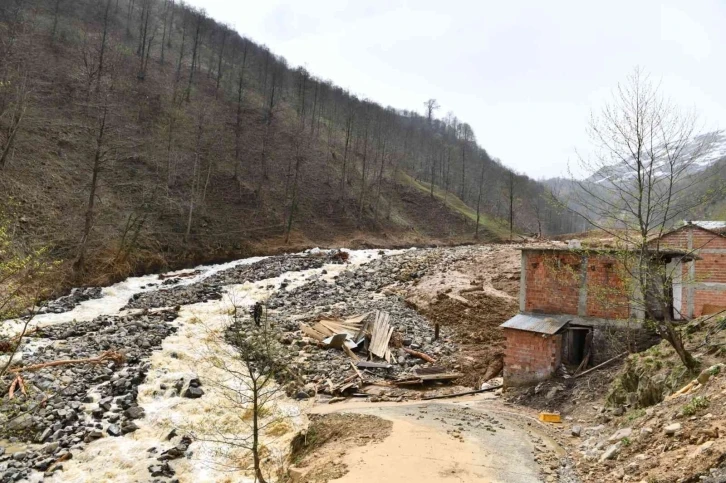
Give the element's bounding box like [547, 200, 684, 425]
[656, 221, 726, 318]
[501, 243, 696, 387]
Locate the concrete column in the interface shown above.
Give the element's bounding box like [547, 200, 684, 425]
[577, 255, 589, 316]
[687, 229, 695, 318]
[519, 251, 527, 312]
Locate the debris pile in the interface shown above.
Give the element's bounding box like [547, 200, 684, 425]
[0, 310, 177, 481]
[247, 309, 460, 401]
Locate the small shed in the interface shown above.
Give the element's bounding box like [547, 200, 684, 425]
[500, 314, 569, 387]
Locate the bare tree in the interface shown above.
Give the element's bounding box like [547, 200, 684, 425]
[474, 153, 487, 239]
[184, 9, 205, 102]
[565, 68, 721, 370]
[233, 40, 249, 184]
[0, 74, 28, 169]
[423, 99, 440, 198]
[74, 97, 110, 274]
[191, 299, 295, 483]
[507, 171, 516, 241]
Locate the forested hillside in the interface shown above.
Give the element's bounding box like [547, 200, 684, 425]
[0, 0, 574, 288]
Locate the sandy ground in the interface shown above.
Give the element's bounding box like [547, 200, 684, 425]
[309, 395, 563, 482]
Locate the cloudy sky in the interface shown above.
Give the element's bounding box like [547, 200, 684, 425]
[186, 0, 726, 179]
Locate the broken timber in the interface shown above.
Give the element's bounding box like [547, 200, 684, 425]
[573, 352, 627, 379]
[369, 311, 394, 361]
[394, 367, 463, 385]
[403, 347, 436, 363]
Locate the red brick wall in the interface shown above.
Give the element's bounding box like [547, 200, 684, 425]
[659, 227, 726, 252]
[585, 256, 631, 319]
[524, 251, 631, 319]
[503, 328, 562, 386]
[658, 227, 726, 317]
[525, 252, 581, 315]
[695, 253, 726, 283]
[694, 290, 726, 315]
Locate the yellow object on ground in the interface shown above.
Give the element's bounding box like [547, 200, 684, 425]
[538, 412, 561, 423]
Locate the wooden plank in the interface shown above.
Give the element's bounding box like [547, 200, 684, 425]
[369, 311, 393, 359]
[300, 324, 325, 341]
[394, 379, 424, 386]
[342, 344, 359, 361]
[350, 361, 365, 381]
[344, 313, 369, 325]
[574, 352, 626, 379]
[416, 373, 463, 381]
[356, 361, 392, 369]
[312, 322, 335, 337]
[414, 366, 447, 376]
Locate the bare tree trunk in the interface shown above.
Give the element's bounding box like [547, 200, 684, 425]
[185, 13, 203, 102]
[251, 378, 267, 483]
[309, 82, 318, 138]
[74, 105, 108, 273]
[340, 113, 353, 200]
[185, 154, 199, 242]
[444, 147, 451, 202]
[233, 43, 248, 183]
[508, 172, 515, 241]
[95, 0, 111, 93]
[51, 0, 62, 42]
[172, 12, 187, 103]
[475, 161, 486, 239]
[214, 28, 227, 96]
[429, 148, 435, 198]
[374, 139, 386, 221]
[460, 143, 466, 201]
[259, 71, 277, 190]
[159, 0, 170, 64]
[357, 119, 370, 224]
[185, 114, 204, 241]
[285, 155, 302, 244]
[0, 79, 27, 170]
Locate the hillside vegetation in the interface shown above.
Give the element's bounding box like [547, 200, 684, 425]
[0, 0, 572, 290]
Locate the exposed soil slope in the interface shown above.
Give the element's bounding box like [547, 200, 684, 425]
[400, 245, 521, 388]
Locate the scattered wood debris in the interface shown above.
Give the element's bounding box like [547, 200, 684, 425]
[296, 310, 461, 398]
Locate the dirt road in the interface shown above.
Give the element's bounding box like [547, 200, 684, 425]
[310, 395, 566, 482]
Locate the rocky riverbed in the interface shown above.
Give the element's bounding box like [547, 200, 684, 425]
[1, 245, 514, 482]
[0, 310, 178, 482]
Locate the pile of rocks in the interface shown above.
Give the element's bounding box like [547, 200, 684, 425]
[204, 252, 344, 286]
[125, 282, 223, 310]
[37, 287, 103, 315]
[125, 253, 344, 310]
[0, 310, 178, 481]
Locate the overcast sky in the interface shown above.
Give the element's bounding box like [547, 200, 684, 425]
[185, 0, 726, 179]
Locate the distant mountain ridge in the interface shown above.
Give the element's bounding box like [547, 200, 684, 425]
[586, 130, 726, 185]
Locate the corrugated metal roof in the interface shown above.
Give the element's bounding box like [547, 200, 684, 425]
[689, 221, 726, 231]
[500, 314, 570, 335]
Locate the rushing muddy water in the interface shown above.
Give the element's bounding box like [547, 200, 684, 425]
[4, 248, 402, 483]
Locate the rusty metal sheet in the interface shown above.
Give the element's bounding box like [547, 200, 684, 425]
[499, 314, 569, 335]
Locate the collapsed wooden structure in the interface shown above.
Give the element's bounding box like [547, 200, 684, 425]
[298, 310, 461, 396]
